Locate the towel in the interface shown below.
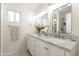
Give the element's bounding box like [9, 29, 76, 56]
[10, 25, 19, 41]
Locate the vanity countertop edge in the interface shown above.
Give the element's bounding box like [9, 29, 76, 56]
[26, 33, 77, 52]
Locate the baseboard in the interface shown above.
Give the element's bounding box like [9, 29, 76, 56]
[2, 49, 27, 56]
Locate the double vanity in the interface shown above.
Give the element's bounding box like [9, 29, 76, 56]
[26, 33, 77, 56]
[26, 3, 78, 56]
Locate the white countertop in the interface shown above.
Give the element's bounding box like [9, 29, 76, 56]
[27, 33, 77, 51]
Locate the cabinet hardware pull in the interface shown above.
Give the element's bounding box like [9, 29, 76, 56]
[44, 47, 48, 50]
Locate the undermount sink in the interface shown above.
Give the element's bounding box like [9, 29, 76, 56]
[55, 39, 66, 44]
[48, 38, 67, 44]
[34, 33, 67, 44]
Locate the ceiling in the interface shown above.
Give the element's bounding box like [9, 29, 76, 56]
[59, 4, 71, 15]
[6, 3, 55, 15]
[6, 3, 49, 11]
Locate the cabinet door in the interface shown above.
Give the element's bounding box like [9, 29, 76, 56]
[65, 51, 72, 56]
[39, 40, 49, 56]
[30, 38, 48, 56]
[48, 44, 64, 56]
[26, 35, 31, 50]
[65, 43, 77, 56]
[26, 36, 33, 54]
[30, 38, 49, 56]
[32, 38, 40, 56]
[26, 36, 39, 56]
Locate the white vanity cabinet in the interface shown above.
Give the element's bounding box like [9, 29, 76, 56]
[26, 35, 64, 56]
[26, 35, 40, 56]
[26, 35, 77, 56]
[26, 35, 49, 56]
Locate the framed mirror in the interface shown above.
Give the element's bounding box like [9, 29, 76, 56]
[41, 13, 48, 27]
[52, 3, 72, 34]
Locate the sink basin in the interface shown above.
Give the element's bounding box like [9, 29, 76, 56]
[48, 38, 67, 44]
[55, 39, 66, 44]
[33, 33, 67, 44]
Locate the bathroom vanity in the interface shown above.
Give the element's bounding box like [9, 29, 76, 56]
[26, 3, 78, 56]
[26, 33, 77, 56]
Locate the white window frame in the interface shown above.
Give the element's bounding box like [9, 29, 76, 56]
[8, 10, 21, 23]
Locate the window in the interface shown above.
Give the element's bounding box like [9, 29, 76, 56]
[8, 11, 14, 22]
[8, 11, 20, 22]
[41, 19, 48, 26]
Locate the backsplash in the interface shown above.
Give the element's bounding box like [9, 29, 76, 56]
[40, 32, 78, 41]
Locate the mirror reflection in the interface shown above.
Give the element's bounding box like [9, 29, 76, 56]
[41, 13, 48, 27]
[52, 4, 71, 34]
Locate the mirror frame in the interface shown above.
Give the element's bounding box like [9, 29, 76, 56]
[52, 3, 72, 34]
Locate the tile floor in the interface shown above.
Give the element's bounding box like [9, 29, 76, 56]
[4, 50, 31, 56]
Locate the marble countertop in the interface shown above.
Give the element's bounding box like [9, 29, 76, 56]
[27, 33, 77, 51]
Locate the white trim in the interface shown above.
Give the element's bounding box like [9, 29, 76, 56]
[7, 9, 21, 23]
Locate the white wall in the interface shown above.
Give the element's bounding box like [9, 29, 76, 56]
[72, 4, 79, 55]
[1, 3, 34, 55]
[1, 3, 48, 55]
[19, 9, 35, 50]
